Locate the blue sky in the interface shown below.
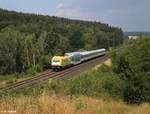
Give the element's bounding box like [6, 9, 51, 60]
[0, 0, 150, 31]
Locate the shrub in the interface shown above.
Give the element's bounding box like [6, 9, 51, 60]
[66, 73, 96, 96]
[25, 64, 43, 75]
[40, 55, 51, 70]
[6, 78, 17, 84]
[100, 75, 125, 99]
[98, 64, 110, 73]
[64, 66, 125, 99]
[112, 37, 150, 104]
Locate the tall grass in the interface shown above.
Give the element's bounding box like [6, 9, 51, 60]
[0, 93, 150, 114]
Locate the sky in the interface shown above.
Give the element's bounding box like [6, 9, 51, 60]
[0, 0, 150, 32]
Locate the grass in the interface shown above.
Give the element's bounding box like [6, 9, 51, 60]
[0, 59, 150, 113]
[94, 58, 112, 70]
[0, 92, 150, 114]
[0, 62, 125, 102]
[0, 64, 44, 88]
[0, 73, 33, 88]
[3, 63, 124, 100]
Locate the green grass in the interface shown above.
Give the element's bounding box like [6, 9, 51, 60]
[0, 64, 125, 101]
[0, 64, 43, 88]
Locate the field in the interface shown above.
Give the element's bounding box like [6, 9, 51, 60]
[0, 93, 150, 114]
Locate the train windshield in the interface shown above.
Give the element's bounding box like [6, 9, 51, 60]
[52, 60, 60, 63]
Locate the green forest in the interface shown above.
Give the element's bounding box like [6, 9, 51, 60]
[0, 9, 123, 74]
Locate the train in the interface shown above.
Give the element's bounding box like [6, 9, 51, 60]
[51, 48, 106, 71]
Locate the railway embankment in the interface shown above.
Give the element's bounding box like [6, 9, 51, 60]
[0, 55, 110, 91]
[0, 54, 150, 114]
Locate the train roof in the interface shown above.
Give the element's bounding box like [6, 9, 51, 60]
[80, 48, 106, 56]
[65, 48, 106, 56]
[52, 56, 69, 60]
[65, 52, 81, 56]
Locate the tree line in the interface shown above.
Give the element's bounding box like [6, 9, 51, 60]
[0, 8, 123, 74]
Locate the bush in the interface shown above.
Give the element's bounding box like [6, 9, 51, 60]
[98, 64, 110, 73]
[64, 66, 125, 99]
[112, 37, 150, 104]
[25, 64, 43, 75]
[40, 55, 51, 70]
[6, 78, 17, 84]
[66, 73, 96, 96]
[100, 75, 125, 99]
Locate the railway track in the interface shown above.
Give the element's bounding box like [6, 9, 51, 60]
[0, 55, 110, 91]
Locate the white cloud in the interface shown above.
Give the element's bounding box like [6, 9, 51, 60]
[56, 3, 64, 9]
[54, 3, 95, 20]
[55, 2, 65, 17]
[55, 2, 82, 18]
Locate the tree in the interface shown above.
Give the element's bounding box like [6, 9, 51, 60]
[69, 28, 85, 51]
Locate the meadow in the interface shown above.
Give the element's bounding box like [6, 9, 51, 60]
[0, 93, 150, 114]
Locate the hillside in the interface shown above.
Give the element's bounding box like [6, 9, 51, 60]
[0, 36, 150, 113]
[0, 8, 123, 74]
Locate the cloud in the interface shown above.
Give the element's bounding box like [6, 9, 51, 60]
[55, 2, 79, 18]
[55, 2, 94, 20]
[56, 3, 64, 9]
[55, 2, 68, 17]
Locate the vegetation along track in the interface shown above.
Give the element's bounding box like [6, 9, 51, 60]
[0, 55, 110, 91]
